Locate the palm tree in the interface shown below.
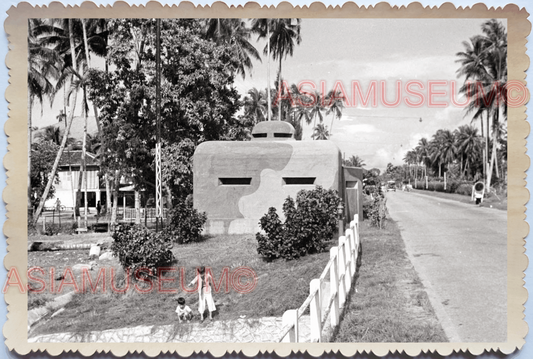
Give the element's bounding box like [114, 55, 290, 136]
[403, 150, 417, 179]
[251, 19, 273, 121]
[455, 125, 482, 179]
[326, 90, 345, 135]
[33, 19, 81, 225]
[344, 155, 366, 168]
[204, 19, 261, 79]
[415, 137, 431, 181]
[243, 87, 267, 124]
[255, 19, 301, 122]
[28, 19, 64, 211]
[312, 123, 329, 140]
[456, 19, 507, 190]
[429, 129, 457, 178]
[309, 91, 326, 139]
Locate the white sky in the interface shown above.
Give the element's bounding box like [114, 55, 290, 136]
[32, 17, 505, 171]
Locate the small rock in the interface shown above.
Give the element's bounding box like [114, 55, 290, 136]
[99, 251, 114, 261]
[72, 264, 92, 273]
[89, 244, 101, 259]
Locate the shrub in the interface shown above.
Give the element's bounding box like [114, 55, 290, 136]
[456, 184, 473, 196]
[112, 224, 175, 274]
[256, 207, 285, 260]
[42, 222, 78, 236]
[256, 186, 341, 261]
[164, 199, 207, 244]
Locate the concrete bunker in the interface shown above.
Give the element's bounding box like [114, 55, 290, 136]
[193, 121, 362, 235]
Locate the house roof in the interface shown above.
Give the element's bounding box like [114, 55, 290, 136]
[59, 150, 98, 167]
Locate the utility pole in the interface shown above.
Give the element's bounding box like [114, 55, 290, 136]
[155, 18, 163, 230]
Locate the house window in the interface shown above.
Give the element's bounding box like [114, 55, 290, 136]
[283, 177, 316, 185]
[219, 178, 252, 185]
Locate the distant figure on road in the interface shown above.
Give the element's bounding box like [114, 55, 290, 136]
[471, 182, 485, 205]
[96, 201, 102, 216]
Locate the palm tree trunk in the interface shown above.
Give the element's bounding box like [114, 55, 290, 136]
[278, 56, 282, 121]
[110, 170, 120, 225]
[82, 89, 88, 228]
[105, 174, 111, 214]
[33, 91, 78, 225]
[33, 19, 79, 225]
[28, 91, 33, 212]
[267, 22, 271, 122]
[485, 110, 492, 192]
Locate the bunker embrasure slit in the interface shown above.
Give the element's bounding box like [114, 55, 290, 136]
[283, 177, 316, 185]
[219, 178, 252, 186]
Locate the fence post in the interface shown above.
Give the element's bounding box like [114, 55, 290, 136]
[346, 228, 356, 277]
[281, 309, 299, 343]
[338, 237, 347, 308]
[329, 247, 340, 328]
[343, 233, 352, 293]
[310, 278, 322, 342]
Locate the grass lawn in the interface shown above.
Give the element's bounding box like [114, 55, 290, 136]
[410, 188, 507, 210]
[28, 233, 334, 336]
[333, 220, 448, 342]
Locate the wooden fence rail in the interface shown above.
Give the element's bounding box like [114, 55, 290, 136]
[279, 215, 360, 343]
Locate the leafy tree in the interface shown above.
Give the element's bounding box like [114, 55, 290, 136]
[87, 19, 243, 216]
[30, 141, 60, 209]
[204, 19, 261, 79]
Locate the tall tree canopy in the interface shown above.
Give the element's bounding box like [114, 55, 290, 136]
[87, 19, 244, 204]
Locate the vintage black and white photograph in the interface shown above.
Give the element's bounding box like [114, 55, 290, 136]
[7, 4, 525, 351]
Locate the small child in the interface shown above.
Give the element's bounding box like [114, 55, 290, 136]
[175, 297, 193, 323]
[189, 266, 216, 321]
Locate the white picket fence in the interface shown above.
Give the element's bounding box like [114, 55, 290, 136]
[279, 215, 360, 343]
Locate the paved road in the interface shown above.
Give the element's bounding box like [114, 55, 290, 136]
[386, 190, 507, 343]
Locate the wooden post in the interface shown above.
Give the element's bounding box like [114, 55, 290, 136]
[310, 279, 322, 342]
[346, 228, 356, 276]
[343, 234, 352, 292]
[281, 309, 299, 343]
[135, 191, 141, 225]
[42, 216, 46, 232]
[329, 247, 340, 327]
[337, 238, 347, 308]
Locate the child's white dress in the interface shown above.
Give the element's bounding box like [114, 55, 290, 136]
[190, 273, 216, 314]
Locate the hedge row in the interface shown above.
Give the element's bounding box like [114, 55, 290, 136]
[412, 180, 473, 195]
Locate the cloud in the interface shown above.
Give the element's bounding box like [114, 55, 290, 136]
[343, 124, 379, 134]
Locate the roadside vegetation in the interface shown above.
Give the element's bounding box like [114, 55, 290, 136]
[334, 220, 448, 342]
[28, 233, 334, 336]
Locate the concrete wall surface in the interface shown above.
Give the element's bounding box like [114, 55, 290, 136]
[193, 140, 342, 234]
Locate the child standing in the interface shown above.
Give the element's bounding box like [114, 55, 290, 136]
[175, 297, 193, 323]
[189, 266, 216, 321]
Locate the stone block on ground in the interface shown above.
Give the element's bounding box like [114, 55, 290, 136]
[99, 251, 114, 260]
[89, 244, 101, 259]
